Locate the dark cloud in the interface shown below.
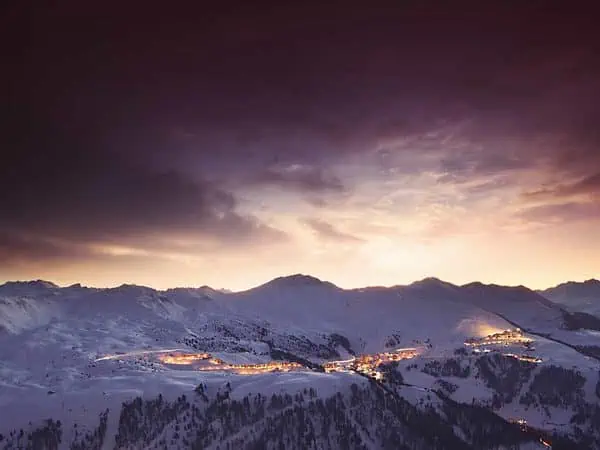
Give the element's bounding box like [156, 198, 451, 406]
[524, 172, 600, 200]
[0, 125, 286, 256]
[8, 1, 598, 168]
[517, 201, 600, 224]
[463, 178, 514, 195]
[0, 231, 89, 264]
[250, 165, 345, 193]
[438, 149, 531, 184]
[305, 197, 330, 209]
[0, 230, 205, 270]
[570, 173, 600, 195]
[303, 219, 363, 243]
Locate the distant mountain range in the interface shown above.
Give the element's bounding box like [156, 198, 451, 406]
[3, 274, 598, 332]
[2, 274, 597, 288]
[2, 275, 599, 354]
[3, 274, 598, 303]
[539, 278, 600, 316]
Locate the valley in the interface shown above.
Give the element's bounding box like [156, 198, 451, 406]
[93, 345, 422, 379]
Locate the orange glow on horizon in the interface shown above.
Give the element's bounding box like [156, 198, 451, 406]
[2, 219, 598, 292]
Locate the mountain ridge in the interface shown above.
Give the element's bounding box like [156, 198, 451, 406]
[539, 278, 600, 317]
[2, 274, 598, 294]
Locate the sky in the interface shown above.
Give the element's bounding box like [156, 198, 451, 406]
[1, 1, 599, 290]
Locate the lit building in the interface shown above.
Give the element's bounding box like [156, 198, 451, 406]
[465, 329, 532, 348]
[158, 353, 211, 365]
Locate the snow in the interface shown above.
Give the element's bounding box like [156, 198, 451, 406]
[540, 279, 600, 315]
[1, 276, 599, 447]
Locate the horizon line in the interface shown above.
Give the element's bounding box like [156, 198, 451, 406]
[1, 273, 598, 294]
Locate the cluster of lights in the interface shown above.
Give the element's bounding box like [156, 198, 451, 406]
[464, 329, 532, 347]
[508, 417, 530, 433]
[465, 330, 543, 363]
[508, 419, 552, 448]
[208, 357, 224, 365]
[509, 418, 527, 426]
[158, 352, 211, 365]
[502, 353, 542, 363]
[324, 348, 420, 379]
[98, 346, 422, 383]
[197, 361, 303, 374]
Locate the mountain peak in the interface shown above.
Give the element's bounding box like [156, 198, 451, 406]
[1, 279, 58, 289]
[540, 278, 600, 316]
[260, 274, 338, 290]
[0, 280, 60, 296]
[463, 281, 536, 295]
[544, 278, 600, 290]
[541, 278, 600, 302]
[105, 284, 157, 296]
[412, 277, 453, 286]
[406, 277, 458, 291]
[401, 278, 460, 300]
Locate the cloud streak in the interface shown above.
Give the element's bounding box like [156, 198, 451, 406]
[517, 201, 600, 224]
[250, 164, 345, 193]
[525, 172, 600, 200]
[303, 218, 363, 243]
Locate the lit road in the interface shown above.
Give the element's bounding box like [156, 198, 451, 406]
[95, 348, 183, 362]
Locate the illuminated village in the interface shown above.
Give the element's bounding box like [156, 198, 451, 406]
[157, 352, 226, 366]
[502, 353, 543, 363]
[201, 361, 304, 375]
[96, 346, 422, 380]
[155, 351, 305, 374]
[464, 329, 532, 347]
[464, 329, 543, 363]
[157, 348, 421, 377]
[97, 329, 541, 382]
[158, 352, 211, 365]
[324, 347, 420, 379]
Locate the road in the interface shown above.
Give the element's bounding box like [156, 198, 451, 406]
[94, 348, 183, 362]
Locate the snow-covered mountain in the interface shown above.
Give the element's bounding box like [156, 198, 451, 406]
[1, 275, 599, 449]
[540, 279, 600, 316]
[460, 282, 564, 331]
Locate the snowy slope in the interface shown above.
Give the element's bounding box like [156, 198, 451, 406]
[459, 282, 566, 332]
[226, 275, 514, 353]
[1, 276, 599, 449]
[540, 279, 600, 316]
[0, 276, 587, 369]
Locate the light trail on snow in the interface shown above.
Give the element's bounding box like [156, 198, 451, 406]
[94, 348, 183, 362]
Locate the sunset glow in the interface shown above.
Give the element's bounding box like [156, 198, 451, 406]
[2, 2, 598, 291]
